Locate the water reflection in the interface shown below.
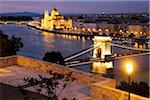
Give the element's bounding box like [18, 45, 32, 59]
[42, 32, 55, 44]
[0, 25, 149, 84]
[42, 31, 87, 41]
[134, 42, 148, 49]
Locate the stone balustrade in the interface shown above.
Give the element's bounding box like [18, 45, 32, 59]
[0, 56, 16, 68]
[91, 81, 149, 100]
[16, 56, 110, 85]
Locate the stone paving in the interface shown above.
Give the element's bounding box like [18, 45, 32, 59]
[0, 66, 91, 100]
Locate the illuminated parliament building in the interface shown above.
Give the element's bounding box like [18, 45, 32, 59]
[41, 8, 72, 31]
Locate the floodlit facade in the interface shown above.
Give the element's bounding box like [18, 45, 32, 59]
[92, 36, 113, 74]
[41, 8, 72, 31]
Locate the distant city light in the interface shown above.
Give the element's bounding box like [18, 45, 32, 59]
[82, 28, 85, 31]
[87, 28, 91, 31]
[105, 29, 109, 32]
[98, 29, 102, 32]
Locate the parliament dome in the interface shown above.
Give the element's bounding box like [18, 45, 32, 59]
[51, 8, 60, 16]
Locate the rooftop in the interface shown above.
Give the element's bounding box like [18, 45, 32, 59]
[0, 56, 148, 100]
[0, 65, 90, 99]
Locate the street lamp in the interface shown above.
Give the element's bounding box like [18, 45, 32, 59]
[82, 28, 85, 31]
[125, 63, 133, 100]
[87, 28, 91, 32]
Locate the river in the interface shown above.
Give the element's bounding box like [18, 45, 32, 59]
[0, 24, 149, 85]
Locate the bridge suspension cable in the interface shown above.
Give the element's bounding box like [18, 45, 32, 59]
[111, 43, 150, 52]
[66, 52, 150, 67]
[66, 60, 94, 67]
[64, 44, 101, 61]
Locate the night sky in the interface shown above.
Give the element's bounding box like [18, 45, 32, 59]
[0, 0, 149, 14]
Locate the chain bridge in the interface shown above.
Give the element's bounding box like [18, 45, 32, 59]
[64, 36, 150, 74]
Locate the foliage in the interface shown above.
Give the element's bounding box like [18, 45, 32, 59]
[0, 30, 23, 57]
[129, 33, 135, 38]
[22, 70, 76, 100]
[117, 81, 149, 97]
[43, 51, 65, 65]
[0, 16, 33, 21]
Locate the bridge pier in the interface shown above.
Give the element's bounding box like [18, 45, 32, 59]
[92, 36, 113, 74]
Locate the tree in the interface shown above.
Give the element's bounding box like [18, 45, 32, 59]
[117, 81, 149, 97]
[129, 33, 135, 38]
[20, 70, 76, 100]
[10, 35, 23, 51]
[0, 30, 23, 57]
[43, 51, 65, 65]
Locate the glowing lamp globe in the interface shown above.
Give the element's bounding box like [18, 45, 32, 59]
[126, 63, 133, 75]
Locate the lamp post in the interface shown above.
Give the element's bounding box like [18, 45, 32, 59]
[125, 63, 133, 100]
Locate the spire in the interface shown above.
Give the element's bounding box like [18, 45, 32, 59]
[54, 0, 56, 8]
[44, 10, 49, 18]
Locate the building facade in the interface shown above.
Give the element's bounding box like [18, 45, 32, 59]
[41, 8, 72, 31]
[74, 21, 149, 36]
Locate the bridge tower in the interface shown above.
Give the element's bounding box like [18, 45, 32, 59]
[92, 36, 113, 74]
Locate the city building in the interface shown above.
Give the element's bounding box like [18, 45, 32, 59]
[41, 8, 72, 31]
[127, 24, 149, 36]
[74, 21, 149, 36]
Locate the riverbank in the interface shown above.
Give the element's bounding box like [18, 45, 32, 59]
[27, 24, 94, 38]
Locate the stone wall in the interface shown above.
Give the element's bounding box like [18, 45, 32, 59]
[0, 56, 17, 68]
[90, 81, 149, 100]
[16, 56, 114, 85]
